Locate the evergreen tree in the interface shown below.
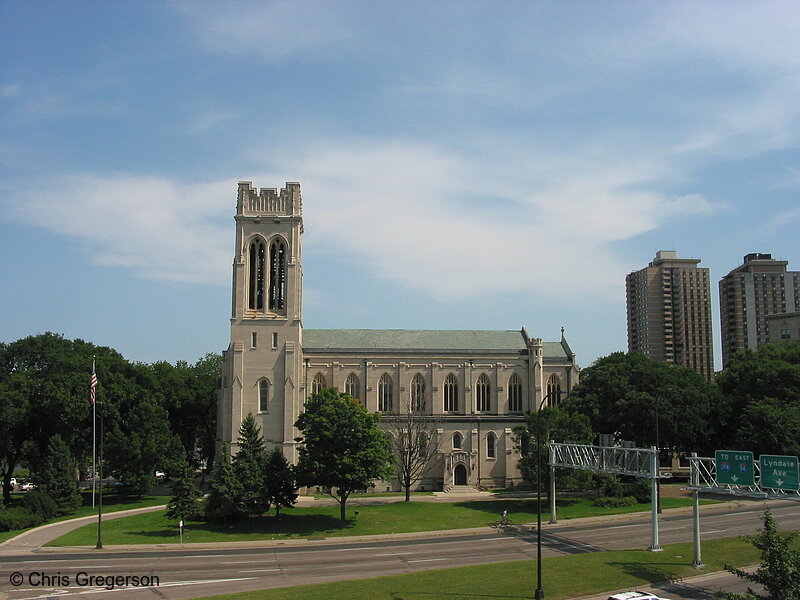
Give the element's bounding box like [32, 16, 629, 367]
[232, 414, 270, 517]
[166, 461, 202, 522]
[37, 434, 81, 515]
[265, 447, 297, 518]
[717, 510, 800, 600]
[205, 443, 241, 522]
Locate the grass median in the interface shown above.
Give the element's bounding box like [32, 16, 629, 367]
[197, 535, 761, 600]
[49, 496, 705, 546]
[0, 492, 166, 544]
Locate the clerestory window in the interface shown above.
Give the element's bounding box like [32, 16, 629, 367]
[508, 373, 523, 412]
[443, 373, 458, 412]
[410, 373, 426, 412]
[476, 374, 491, 412]
[311, 372, 326, 396]
[546, 374, 562, 405]
[378, 373, 393, 412]
[345, 373, 360, 399]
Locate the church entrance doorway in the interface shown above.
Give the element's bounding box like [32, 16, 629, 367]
[454, 464, 468, 486]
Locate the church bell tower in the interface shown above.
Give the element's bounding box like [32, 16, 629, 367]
[218, 182, 304, 457]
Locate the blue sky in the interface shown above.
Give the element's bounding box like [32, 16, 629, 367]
[1, 1, 798, 370]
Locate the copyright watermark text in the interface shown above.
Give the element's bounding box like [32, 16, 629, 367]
[9, 571, 159, 590]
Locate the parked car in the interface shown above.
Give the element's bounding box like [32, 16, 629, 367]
[608, 592, 668, 600]
[20, 482, 37, 491]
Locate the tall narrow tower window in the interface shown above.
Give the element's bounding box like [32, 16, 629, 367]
[410, 373, 426, 411]
[269, 239, 287, 310]
[508, 373, 523, 412]
[248, 239, 266, 310]
[259, 379, 270, 412]
[443, 373, 458, 412]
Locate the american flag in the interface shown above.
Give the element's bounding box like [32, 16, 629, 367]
[90, 366, 98, 405]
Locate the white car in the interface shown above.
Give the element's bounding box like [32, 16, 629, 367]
[608, 592, 668, 600]
[9, 477, 16, 489]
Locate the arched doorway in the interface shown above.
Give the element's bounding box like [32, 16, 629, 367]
[454, 464, 468, 486]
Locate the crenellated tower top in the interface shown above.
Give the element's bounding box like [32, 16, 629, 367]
[237, 181, 302, 218]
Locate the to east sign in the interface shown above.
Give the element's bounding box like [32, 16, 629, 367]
[759, 455, 800, 491]
[715, 450, 755, 486]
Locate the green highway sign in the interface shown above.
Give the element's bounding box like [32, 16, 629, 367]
[715, 450, 755, 486]
[759, 455, 800, 491]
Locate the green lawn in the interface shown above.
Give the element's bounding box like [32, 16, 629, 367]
[49, 496, 704, 546]
[199, 536, 762, 600]
[0, 492, 166, 544]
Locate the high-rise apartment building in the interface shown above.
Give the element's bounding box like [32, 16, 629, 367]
[719, 253, 799, 366]
[626, 251, 715, 380]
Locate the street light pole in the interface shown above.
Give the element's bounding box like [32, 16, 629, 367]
[535, 388, 561, 600]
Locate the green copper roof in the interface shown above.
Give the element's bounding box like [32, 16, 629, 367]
[303, 329, 524, 351]
[301, 329, 571, 359]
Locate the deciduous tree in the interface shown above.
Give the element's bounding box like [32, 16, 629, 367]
[295, 388, 393, 527]
[563, 352, 721, 453]
[383, 396, 441, 501]
[717, 510, 800, 600]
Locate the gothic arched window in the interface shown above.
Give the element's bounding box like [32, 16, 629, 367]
[345, 373, 360, 400]
[453, 431, 463, 449]
[487, 432, 497, 459]
[311, 372, 326, 396]
[508, 373, 523, 412]
[248, 239, 265, 311]
[410, 373, 426, 412]
[259, 379, 270, 412]
[443, 373, 458, 412]
[546, 374, 562, 405]
[269, 239, 287, 311]
[476, 374, 491, 412]
[378, 373, 393, 412]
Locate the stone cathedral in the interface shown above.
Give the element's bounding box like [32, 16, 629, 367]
[217, 181, 580, 490]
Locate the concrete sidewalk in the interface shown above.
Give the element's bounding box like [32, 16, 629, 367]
[0, 505, 166, 555]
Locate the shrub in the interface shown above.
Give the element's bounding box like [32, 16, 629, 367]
[628, 478, 652, 503]
[21, 490, 58, 520]
[593, 496, 637, 508]
[0, 507, 44, 531]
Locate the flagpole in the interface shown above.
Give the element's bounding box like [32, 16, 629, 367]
[92, 357, 96, 508]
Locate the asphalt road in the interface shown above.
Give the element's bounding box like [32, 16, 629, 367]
[1, 500, 798, 600]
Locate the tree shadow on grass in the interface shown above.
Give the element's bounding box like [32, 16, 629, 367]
[388, 591, 533, 599]
[607, 560, 686, 585]
[454, 498, 582, 524]
[126, 513, 349, 539]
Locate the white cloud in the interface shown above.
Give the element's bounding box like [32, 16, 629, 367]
[256, 138, 719, 302]
[171, 0, 357, 61]
[5, 175, 234, 285]
[0, 84, 20, 98]
[0, 137, 719, 300]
